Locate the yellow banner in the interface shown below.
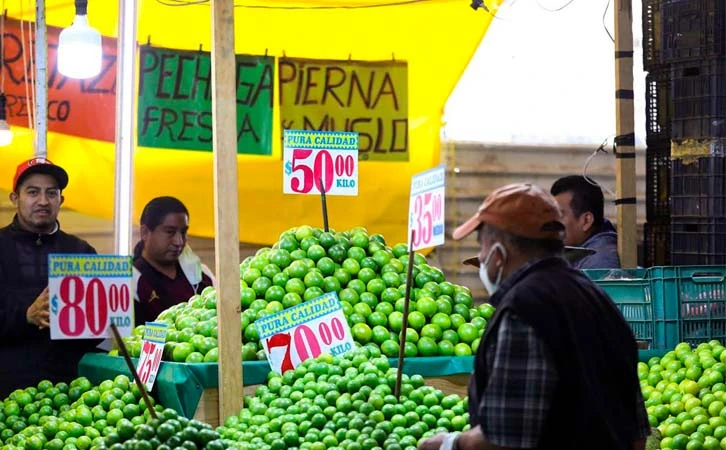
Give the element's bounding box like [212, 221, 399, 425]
[280, 59, 408, 162]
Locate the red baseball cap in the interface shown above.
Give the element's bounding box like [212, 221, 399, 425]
[13, 157, 69, 191]
[452, 183, 565, 242]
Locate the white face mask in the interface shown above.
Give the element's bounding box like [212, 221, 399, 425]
[479, 242, 507, 296]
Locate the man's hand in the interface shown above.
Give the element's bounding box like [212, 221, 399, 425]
[418, 433, 448, 450]
[26, 288, 50, 329]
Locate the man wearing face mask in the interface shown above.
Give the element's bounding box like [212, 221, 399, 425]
[417, 184, 649, 450]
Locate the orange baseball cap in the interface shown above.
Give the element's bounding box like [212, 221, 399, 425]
[13, 157, 69, 191]
[452, 183, 565, 242]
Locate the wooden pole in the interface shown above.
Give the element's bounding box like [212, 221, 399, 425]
[211, 0, 243, 419]
[614, 0, 638, 268]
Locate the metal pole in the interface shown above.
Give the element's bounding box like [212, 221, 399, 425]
[34, 0, 47, 156]
[113, 0, 139, 255]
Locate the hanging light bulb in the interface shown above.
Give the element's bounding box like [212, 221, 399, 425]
[0, 94, 14, 147]
[57, 0, 102, 79]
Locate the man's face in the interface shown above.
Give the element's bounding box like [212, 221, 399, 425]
[554, 191, 591, 246]
[141, 213, 189, 266]
[10, 173, 63, 233]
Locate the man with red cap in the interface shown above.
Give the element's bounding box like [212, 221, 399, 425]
[0, 158, 99, 397]
[418, 183, 649, 450]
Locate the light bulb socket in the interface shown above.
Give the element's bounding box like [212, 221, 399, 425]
[75, 0, 88, 16]
[0, 94, 7, 122]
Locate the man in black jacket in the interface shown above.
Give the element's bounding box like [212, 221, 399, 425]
[418, 183, 649, 450]
[0, 158, 99, 398]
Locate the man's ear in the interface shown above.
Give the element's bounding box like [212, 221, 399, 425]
[140, 225, 150, 241]
[60, 194, 65, 206]
[9, 192, 17, 206]
[580, 212, 595, 233]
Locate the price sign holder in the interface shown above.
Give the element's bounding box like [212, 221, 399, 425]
[395, 230, 417, 399]
[319, 177, 329, 232]
[396, 167, 447, 398]
[136, 322, 169, 392]
[49, 254, 134, 340]
[109, 323, 158, 419]
[255, 292, 355, 374]
[407, 166, 446, 252]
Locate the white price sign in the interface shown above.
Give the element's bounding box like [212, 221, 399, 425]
[407, 166, 446, 251]
[255, 292, 355, 374]
[283, 130, 359, 196]
[49, 254, 134, 340]
[136, 322, 168, 392]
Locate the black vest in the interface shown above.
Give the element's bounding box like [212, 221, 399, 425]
[469, 257, 644, 449]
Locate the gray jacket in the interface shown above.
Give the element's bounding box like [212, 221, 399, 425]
[572, 220, 621, 270]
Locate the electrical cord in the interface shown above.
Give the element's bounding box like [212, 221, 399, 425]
[536, 0, 575, 12]
[602, 0, 614, 42]
[154, 0, 447, 9]
[582, 136, 617, 199]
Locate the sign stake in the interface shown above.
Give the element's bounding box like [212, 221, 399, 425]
[319, 176, 330, 232]
[394, 230, 416, 399]
[110, 323, 158, 419]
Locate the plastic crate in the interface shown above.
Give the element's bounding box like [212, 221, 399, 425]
[671, 156, 726, 217]
[644, 219, 671, 267]
[672, 217, 726, 265]
[584, 269, 675, 350]
[643, 0, 664, 71]
[661, 0, 726, 65]
[648, 266, 726, 345]
[670, 59, 726, 139]
[586, 266, 726, 348]
[646, 139, 671, 219]
[645, 71, 671, 142]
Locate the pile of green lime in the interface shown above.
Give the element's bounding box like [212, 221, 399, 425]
[119, 226, 494, 363]
[0, 375, 164, 450]
[641, 340, 726, 450]
[100, 408, 228, 450]
[217, 346, 470, 450]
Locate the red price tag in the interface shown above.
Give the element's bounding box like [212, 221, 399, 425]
[256, 292, 355, 373]
[136, 322, 168, 391]
[49, 255, 134, 340]
[283, 130, 359, 196]
[408, 167, 446, 251]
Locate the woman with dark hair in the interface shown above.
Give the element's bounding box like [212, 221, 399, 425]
[133, 196, 215, 326]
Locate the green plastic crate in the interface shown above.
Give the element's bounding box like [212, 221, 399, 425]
[585, 266, 726, 350]
[584, 268, 676, 350]
[648, 266, 726, 346]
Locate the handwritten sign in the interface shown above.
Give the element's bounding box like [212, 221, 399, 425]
[279, 58, 408, 162]
[408, 166, 446, 251]
[255, 292, 355, 374]
[136, 322, 168, 391]
[2, 18, 117, 142]
[49, 254, 133, 340]
[137, 46, 273, 155]
[283, 130, 359, 195]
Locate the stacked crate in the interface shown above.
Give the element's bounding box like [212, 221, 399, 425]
[644, 0, 726, 265]
[643, 0, 672, 266]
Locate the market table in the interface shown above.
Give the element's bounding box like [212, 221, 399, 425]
[78, 353, 475, 426]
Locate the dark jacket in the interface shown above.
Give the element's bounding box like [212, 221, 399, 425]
[573, 219, 621, 269]
[133, 257, 213, 326]
[0, 217, 100, 397]
[469, 257, 647, 449]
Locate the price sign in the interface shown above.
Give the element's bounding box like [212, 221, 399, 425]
[283, 130, 359, 196]
[49, 254, 134, 340]
[255, 292, 355, 374]
[136, 322, 168, 392]
[407, 166, 446, 251]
